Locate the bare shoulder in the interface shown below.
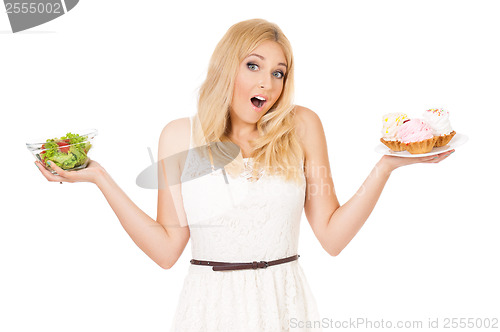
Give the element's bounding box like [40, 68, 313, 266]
[161, 117, 190, 133]
[158, 117, 191, 159]
[293, 105, 324, 156]
[293, 105, 321, 129]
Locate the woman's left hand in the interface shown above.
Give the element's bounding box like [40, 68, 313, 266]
[380, 149, 455, 173]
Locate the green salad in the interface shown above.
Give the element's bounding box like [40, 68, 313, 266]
[40, 132, 92, 170]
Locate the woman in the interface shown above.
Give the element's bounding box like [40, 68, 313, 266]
[35, 18, 454, 331]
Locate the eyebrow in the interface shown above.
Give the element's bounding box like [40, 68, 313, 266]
[246, 53, 287, 69]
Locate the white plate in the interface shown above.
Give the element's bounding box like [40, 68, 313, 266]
[374, 133, 468, 158]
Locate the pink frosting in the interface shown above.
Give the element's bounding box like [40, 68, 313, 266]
[397, 119, 434, 143]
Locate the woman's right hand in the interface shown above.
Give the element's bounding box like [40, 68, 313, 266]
[35, 158, 105, 184]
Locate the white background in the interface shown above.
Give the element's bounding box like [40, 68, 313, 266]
[1, 0, 499, 331]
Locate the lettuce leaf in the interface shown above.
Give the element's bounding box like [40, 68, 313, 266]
[40, 132, 92, 170]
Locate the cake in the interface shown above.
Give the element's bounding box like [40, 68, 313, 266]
[422, 108, 456, 147]
[380, 112, 409, 151]
[397, 118, 438, 154]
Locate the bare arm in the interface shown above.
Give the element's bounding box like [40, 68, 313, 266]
[296, 106, 453, 256]
[35, 118, 191, 269]
[322, 157, 394, 255]
[93, 167, 188, 269]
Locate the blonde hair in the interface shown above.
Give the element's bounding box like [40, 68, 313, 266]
[192, 18, 304, 185]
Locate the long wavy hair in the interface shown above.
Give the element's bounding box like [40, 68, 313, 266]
[192, 18, 304, 185]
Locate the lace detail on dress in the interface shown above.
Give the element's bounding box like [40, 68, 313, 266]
[240, 158, 265, 182]
[180, 147, 214, 183]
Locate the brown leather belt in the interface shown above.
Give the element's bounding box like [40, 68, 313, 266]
[190, 254, 300, 271]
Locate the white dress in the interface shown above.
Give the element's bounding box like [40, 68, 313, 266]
[170, 116, 323, 332]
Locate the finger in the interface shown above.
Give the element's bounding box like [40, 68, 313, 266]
[436, 150, 455, 159]
[435, 150, 454, 162]
[35, 161, 66, 182]
[410, 155, 439, 163]
[46, 160, 76, 181]
[422, 150, 454, 163]
[443, 149, 455, 157]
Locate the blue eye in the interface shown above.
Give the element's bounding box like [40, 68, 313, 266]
[247, 62, 258, 71]
[273, 71, 284, 79]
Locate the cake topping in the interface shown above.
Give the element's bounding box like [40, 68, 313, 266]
[426, 108, 449, 116]
[381, 112, 409, 141]
[422, 108, 453, 136]
[397, 118, 434, 143]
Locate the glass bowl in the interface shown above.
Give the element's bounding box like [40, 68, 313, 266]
[27, 129, 98, 174]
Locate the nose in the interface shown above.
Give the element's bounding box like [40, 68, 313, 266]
[258, 73, 272, 89]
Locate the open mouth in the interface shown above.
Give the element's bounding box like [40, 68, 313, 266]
[250, 96, 267, 109]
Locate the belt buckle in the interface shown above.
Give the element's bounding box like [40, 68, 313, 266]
[261, 261, 268, 268]
[253, 261, 268, 269]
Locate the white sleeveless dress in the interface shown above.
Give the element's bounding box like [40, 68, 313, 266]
[169, 115, 323, 331]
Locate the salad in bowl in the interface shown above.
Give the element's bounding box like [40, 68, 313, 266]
[27, 129, 97, 174]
